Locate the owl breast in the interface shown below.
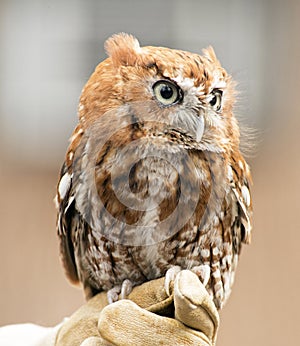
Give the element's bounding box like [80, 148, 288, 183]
[72, 130, 237, 308]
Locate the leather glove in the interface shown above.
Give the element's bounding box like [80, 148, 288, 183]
[56, 270, 219, 346]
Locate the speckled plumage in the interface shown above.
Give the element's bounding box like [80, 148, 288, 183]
[56, 33, 252, 309]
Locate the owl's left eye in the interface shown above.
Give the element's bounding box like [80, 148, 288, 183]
[152, 80, 182, 106]
[209, 90, 223, 111]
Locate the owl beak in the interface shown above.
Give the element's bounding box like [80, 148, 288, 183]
[172, 112, 205, 143]
[195, 115, 205, 142]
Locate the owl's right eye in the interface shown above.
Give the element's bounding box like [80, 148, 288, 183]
[152, 80, 182, 107]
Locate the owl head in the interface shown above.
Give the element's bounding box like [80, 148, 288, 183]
[78, 33, 239, 154]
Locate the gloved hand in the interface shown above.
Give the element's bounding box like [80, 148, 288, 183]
[56, 270, 219, 346]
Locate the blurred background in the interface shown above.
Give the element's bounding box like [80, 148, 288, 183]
[0, 0, 299, 345]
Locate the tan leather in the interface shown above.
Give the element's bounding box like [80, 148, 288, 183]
[56, 270, 219, 346]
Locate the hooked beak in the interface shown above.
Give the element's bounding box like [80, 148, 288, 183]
[170, 111, 205, 143]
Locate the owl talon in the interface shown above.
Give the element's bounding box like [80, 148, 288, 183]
[107, 280, 133, 303]
[165, 266, 182, 296]
[120, 279, 133, 299]
[191, 265, 211, 287]
[107, 285, 121, 304]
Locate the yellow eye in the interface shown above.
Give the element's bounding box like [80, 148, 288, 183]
[209, 90, 223, 111]
[153, 80, 182, 106]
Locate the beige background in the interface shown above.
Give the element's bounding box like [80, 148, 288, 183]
[1, 1, 300, 345]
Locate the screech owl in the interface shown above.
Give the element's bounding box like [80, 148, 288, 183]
[55, 33, 252, 309]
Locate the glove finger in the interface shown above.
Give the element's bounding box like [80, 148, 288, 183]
[80, 336, 113, 346]
[174, 270, 219, 344]
[127, 277, 173, 313]
[98, 300, 211, 346]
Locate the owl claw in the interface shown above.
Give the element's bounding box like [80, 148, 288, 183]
[165, 266, 182, 296]
[120, 279, 133, 299]
[191, 264, 211, 287]
[107, 285, 121, 304]
[107, 279, 133, 304]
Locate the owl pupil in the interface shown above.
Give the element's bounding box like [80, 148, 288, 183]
[160, 85, 173, 99]
[210, 95, 217, 106]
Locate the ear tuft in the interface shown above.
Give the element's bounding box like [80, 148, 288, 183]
[105, 33, 141, 67]
[202, 46, 220, 65]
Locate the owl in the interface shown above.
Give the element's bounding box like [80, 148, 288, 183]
[55, 33, 252, 309]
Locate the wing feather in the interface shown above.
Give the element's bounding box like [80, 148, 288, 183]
[56, 163, 79, 284]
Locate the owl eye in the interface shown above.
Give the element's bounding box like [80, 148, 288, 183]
[209, 90, 223, 111]
[153, 80, 182, 106]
